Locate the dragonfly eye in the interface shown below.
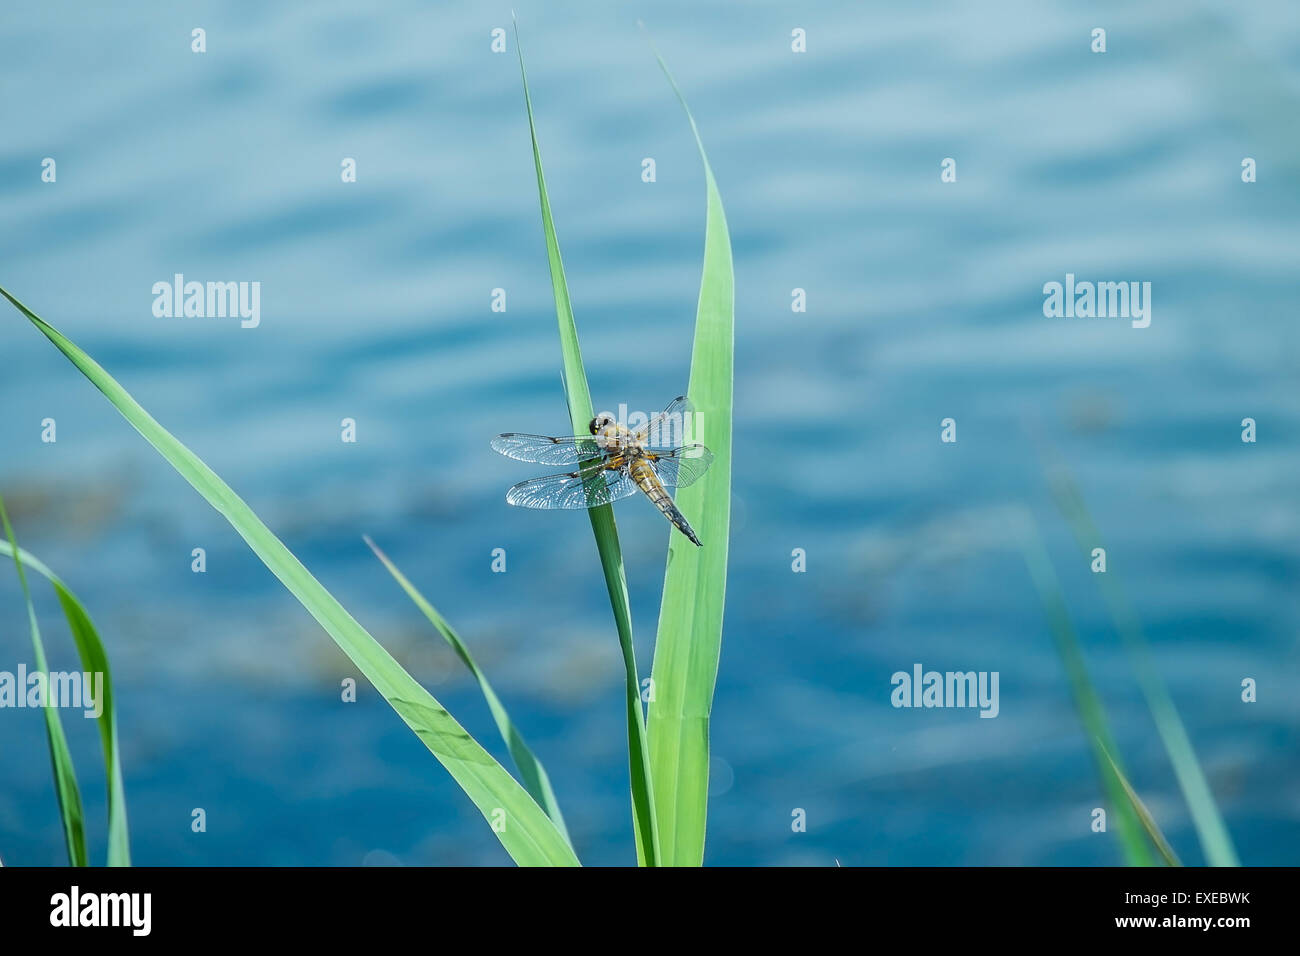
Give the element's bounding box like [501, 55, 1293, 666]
[588, 417, 601, 435]
[589, 413, 615, 435]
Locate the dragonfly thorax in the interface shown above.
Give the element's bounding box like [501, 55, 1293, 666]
[594, 424, 643, 454]
[589, 412, 641, 452]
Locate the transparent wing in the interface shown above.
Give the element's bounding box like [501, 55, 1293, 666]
[505, 463, 639, 510]
[637, 395, 697, 449]
[645, 444, 713, 488]
[491, 433, 603, 466]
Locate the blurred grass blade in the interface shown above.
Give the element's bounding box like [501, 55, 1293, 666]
[0, 285, 578, 867]
[1018, 511, 1155, 866]
[1100, 741, 1181, 866]
[514, 20, 660, 866]
[0, 538, 131, 866]
[364, 535, 572, 847]
[0, 494, 88, 866]
[643, 34, 735, 867]
[1044, 460, 1239, 867]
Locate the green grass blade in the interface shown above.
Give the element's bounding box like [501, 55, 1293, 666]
[643, 35, 735, 867]
[0, 538, 131, 866]
[1099, 741, 1181, 866]
[514, 19, 660, 866]
[0, 285, 578, 867]
[0, 494, 88, 866]
[1018, 512, 1155, 866]
[1044, 461, 1240, 867]
[364, 535, 573, 847]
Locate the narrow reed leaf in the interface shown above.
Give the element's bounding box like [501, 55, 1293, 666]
[1099, 741, 1181, 866]
[1043, 460, 1239, 867]
[643, 32, 735, 866]
[0, 285, 578, 867]
[0, 539, 131, 866]
[0, 494, 88, 866]
[364, 535, 572, 847]
[1018, 512, 1155, 866]
[514, 18, 660, 866]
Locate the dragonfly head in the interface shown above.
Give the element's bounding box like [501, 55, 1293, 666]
[589, 412, 616, 435]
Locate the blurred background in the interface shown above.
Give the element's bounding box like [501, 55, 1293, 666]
[1, 1, 1297, 865]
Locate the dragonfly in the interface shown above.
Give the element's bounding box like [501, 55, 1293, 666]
[492, 396, 713, 546]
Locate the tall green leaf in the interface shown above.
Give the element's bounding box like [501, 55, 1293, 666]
[364, 535, 572, 847]
[1018, 513, 1155, 866]
[514, 20, 660, 866]
[0, 284, 578, 867]
[0, 538, 131, 866]
[0, 494, 88, 865]
[643, 38, 735, 867]
[1044, 459, 1239, 866]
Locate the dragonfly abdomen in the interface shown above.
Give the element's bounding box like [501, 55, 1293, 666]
[629, 457, 702, 547]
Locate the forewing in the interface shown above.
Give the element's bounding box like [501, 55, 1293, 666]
[638, 395, 697, 449]
[492, 433, 602, 466]
[646, 444, 713, 488]
[505, 463, 639, 510]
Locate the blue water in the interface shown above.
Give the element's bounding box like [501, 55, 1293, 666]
[1, 1, 1298, 865]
